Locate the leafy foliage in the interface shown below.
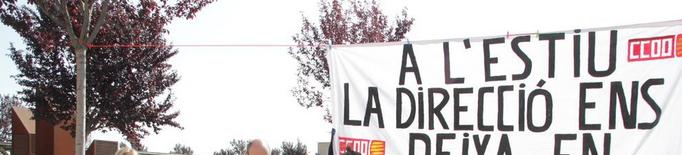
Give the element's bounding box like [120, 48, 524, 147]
[0, 95, 25, 143]
[213, 139, 248, 155]
[171, 143, 194, 155]
[289, 0, 414, 122]
[270, 148, 281, 155]
[0, 147, 8, 155]
[0, 0, 214, 149]
[280, 140, 307, 155]
[213, 139, 309, 155]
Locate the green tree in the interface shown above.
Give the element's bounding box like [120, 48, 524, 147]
[289, 0, 414, 122]
[280, 140, 307, 155]
[171, 143, 194, 155]
[0, 95, 25, 143]
[270, 148, 282, 155]
[0, 147, 8, 155]
[214, 139, 248, 155]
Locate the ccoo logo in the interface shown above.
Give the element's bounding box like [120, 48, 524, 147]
[627, 34, 682, 62]
[338, 137, 385, 155]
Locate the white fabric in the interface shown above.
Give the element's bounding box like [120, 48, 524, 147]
[329, 22, 682, 155]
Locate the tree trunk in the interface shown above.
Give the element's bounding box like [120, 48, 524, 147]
[75, 47, 87, 155]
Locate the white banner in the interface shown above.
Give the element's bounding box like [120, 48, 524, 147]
[329, 21, 682, 155]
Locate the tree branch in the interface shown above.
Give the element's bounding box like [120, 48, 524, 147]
[34, 0, 67, 29]
[86, 0, 111, 44]
[78, 0, 93, 42]
[60, 0, 80, 47]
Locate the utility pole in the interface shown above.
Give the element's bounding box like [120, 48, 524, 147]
[34, 1, 111, 154]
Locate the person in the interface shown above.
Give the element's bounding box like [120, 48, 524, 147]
[115, 147, 138, 155]
[246, 139, 270, 155]
[341, 143, 360, 155]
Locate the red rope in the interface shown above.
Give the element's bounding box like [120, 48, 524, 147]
[86, 43, 324, 48]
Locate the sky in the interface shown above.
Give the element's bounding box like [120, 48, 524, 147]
[1, 0, 682, 154]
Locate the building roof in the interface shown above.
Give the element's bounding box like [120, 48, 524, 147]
[12, 106, 36, 134]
